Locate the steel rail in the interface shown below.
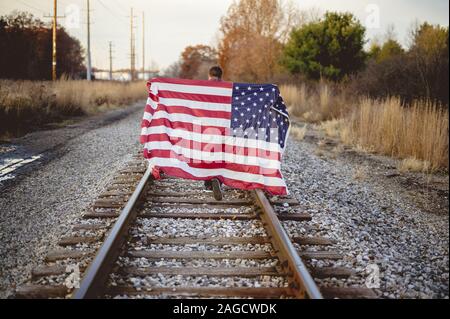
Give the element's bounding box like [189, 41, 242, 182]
[73, 167, 153, 299]
[253, 189, 323, 299]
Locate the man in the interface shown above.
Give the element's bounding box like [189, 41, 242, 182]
[204, 66, 224, 201]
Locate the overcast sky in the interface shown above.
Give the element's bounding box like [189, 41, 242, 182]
[0, 0, 448, 71]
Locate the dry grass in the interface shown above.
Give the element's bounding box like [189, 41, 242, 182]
[290, 125, 307, 140]
[0, 79, 146, 138]
[352, 165, 367, 181]
[280, 82, 352, 123]
[345, 98, 448, 171]
[399, 158, 431, 173]
[281, 82, 449, 171]
[319, 119, 345, 138]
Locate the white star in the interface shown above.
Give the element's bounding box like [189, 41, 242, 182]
[235, 97, 239, 100]
[257, 121, 261, 125]
[252, 114, 256, 118]
[236, 86, 240, 90]
[234, 107, 238, 110]
[263, 116, 266, 120]
[247, 108, 251, 111]
[266, 93, 269, 96]
[253, 103, 257, 106]
[246, 119, 250, 123]
[270, 99, 274, 103]
[241, 102, 245, 106]
[247, 97, 251, 101]
[234, 118, 238, 122]
[240, 113, 244, 117]
[258, 109, 262, 113]
[248, 87, 252, 90]
[272, 88, 276, 92]
[260, 87, 264, 91]
[259, 98, 263, 102]
[241, 92, 245, 96]
[253, 92, 257, 96]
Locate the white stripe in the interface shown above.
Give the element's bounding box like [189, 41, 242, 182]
[146, 157, 286, 187]
[144, 141, 281, 169]
[158, 97, 231, 112]
[143, 111, 230, 127]
[147, 97, 157, 109]
[153, 82, 232, 97]
[141, 126, 282, 153]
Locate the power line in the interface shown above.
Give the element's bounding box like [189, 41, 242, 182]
[15, 0, 47, 14]
[96, 0, 127, 22]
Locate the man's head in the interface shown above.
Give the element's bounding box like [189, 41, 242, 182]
[208, 66, 223, 81]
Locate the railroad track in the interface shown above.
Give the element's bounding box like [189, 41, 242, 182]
[15, 153, 376, 299]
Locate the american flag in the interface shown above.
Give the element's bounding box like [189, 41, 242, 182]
[140, 78, 290, 195]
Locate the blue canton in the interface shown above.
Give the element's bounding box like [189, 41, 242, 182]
[230, 83, 290, 149]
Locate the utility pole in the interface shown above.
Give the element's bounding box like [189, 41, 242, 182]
[86, 0, 92, 81]
[109, 41, 114, 81]
[130, 8, 136, 81]
[45, 0, 64, 81]
[142, 11, 145, 80]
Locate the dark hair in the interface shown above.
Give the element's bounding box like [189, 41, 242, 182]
[209, 66, 223, 79]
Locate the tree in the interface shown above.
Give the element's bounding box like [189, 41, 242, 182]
[179, 45, 217, 79]
[409, 23, 449, 103]
[281, 12, 366, 81]
[352, 22, 449, 105]
[218, 0, 299, 82]
[0, 11, 85, 80]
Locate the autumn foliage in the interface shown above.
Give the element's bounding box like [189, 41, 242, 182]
[179, 45, 218, 80]
[218, 0, 298, 82]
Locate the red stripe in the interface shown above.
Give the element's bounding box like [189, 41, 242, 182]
[141, 118, 228, 135]
[149, 77, 233, 89]
[158, 90, 232, 104]
[145, 104, 231, 120]
[144, 149, 282, 179]
[147, 165, 287, 196]
[142, 133, 281, 161]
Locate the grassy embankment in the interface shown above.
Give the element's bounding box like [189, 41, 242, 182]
[0, 79, 146, 139]
[281, 83, 449, 172]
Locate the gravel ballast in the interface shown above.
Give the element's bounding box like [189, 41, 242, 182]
[282, 136, 449, 299]
[1, 102, 448, 299]
[0, 104, 144, 298]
